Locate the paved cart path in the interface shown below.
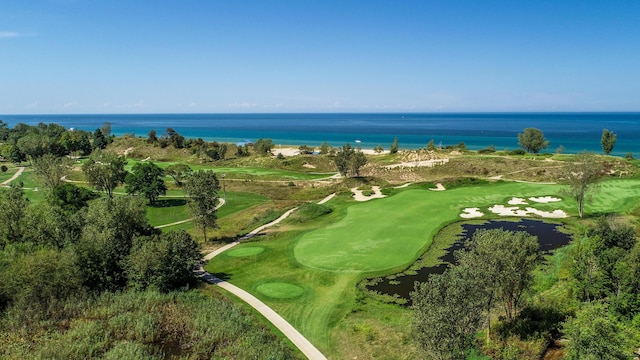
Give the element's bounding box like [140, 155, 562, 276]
[1, 166, 25, 186]
[198, 195, 336, 360]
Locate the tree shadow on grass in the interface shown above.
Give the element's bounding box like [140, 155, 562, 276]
[211, 272, 232, 281]
[152, 198, 187, 208]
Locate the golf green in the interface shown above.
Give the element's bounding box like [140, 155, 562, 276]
[257, 282, 305, 299]
[227, 246, 265, 257]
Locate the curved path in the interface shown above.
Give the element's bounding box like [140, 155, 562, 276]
[198, 195, 336, 360]
[155, 198, 226, 229]
[1, 166, 25, 186]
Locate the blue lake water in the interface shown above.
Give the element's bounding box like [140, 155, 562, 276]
[2, 112, 639, 156]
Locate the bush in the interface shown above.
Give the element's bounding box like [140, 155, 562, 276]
[509, 149, 526, 155]
[0, 165, 7, 173]
[625, 152, 634, 160]
[478, 145, 496, 154]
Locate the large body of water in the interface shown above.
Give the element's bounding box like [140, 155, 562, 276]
[2, 113, 639, 156]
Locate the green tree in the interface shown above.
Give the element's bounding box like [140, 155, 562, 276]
[165, 163, 191, 186]
[60, 130, 92, 155]
[390, 137, 399, 154]
[319, 142, 330, 155]
[334, 143, 367, 177]
[0, 184, 29, 248]
[517, 127, 550, 154]
[426, 139, 435, 151]
[31, 154, 73, 190]
[601, 129, 617, 155]
[205, 141, 227, 160]
[165, 128, 185, 148]
[563, 303, 628, 360]
[8, 145, 26, 165]
[412, 265, 485, 360]
[373, 145, 384, 153]
[561, 152, 602, 218]
[16, 132, 50, 162]
[253, 138, 274, 155]
[92, 128, 107, 150]
[75, 196, 155, 291]
[0, 119, 8, 141]
[455, 228, 540, 340]
[183, 170, 220, 242]
[82, 150, 128, 198]
[50, 183, 97, 213]
[125, 162, 167, 205]
[147, 129, 158, 144]
[298, 144, 314, 154]
[127, 230, 201, 292]
[570, 238, 608, 301]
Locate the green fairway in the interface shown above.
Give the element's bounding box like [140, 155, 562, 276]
[147, 191, 269, 227]
[294, 181, 571, 273]
[208, 178, 640, 358]
[126, 159, 332, 181]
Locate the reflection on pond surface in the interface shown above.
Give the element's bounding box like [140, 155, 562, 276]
[366, 219, 572, 305]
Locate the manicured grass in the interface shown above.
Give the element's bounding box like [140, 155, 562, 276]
[257, 282, 305, 299]
[126, 159, 332, 181]
[147, 191, 270, 227]
[227, 246, 265, 257]
[294, 181, 574, 273]
[207, 178, 640, 358]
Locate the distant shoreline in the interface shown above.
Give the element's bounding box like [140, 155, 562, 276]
[3, 112, 639, 156]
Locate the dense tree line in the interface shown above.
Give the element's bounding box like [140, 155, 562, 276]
[412, 219, 640, 359]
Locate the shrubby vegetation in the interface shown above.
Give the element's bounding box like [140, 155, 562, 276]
[0, 290, 298, 359]
[412, 218, 640, 359]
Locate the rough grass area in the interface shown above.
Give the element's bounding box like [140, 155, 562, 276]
[0, 289, 301, 359]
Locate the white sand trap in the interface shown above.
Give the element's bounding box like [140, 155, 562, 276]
[393, 182, 414, 189]
[489, 205, 568, 218]
[460, 208, 484, 218]
[351, 186, 386, 201]
[529, 196, 561, 203]
[525, 208, 568, 218]
[429, 183, 446, 191]
[508, 197, 528, 205]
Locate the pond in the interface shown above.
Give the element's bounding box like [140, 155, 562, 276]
[365, 219, 572, 305]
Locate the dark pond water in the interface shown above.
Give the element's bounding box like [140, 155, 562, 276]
[365, 219, 572, 305]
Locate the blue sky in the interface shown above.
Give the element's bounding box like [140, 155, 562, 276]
[1, 1, 639, 114]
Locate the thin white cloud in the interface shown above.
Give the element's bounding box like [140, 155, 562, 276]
[0, 31, 20, 38]
[133, 100, 146, 108]
[0, 31, 35, 39]
[63, 101, 79, 108]
[26, 102, 39, 109]
[228, 101, 257, 108]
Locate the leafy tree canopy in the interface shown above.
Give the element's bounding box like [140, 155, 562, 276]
[518, 127, 550, 154]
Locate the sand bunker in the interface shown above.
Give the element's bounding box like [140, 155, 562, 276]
[351, 186, 386, 201]
[529, 196, 561, 203]
[489, 205, 568, 218]
[429, 183, 446, 191]
[508, 197, 528, 205]
[461, 208, 484, 218]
